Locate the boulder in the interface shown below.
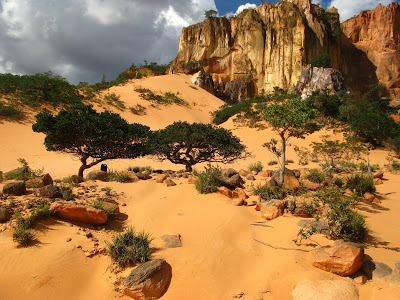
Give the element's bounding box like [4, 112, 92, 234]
[156, 174, 167, 183]
[70, 175, 85, 183]
[285, 200, 296, 213]
[232, 198, 244, 206]
[312, 243, 364, 276]
[41, 173, 53, 186]
[362, 260, 393, 280]
[293, 205, 314, 218]
[86, 170, 108, 181]
[391, 261, 400, 285]
[223, 168, 238, 178]
[123, 259, 172, 300]
[103, 200, 120, 213]
[363, 192, 376, 202]
[374, 178, 383, 185]
[138, 171, 152, 180]
[295, 65, 346, 99]
[39, 185, 63, 199]
[246, 174, 255, 181]
[217, 186, 232, 199]
[164, 179, 176, 187]
[373, 172, 384, 179]
[235, 188, 248, 200]
[0, 207, 10, 222]
[3, 181, 26, 196]
[191, 70, 214, 94]
[4, 166, 28, 180]
[260, 200, 285, 220]
[221, 174, 244, 188]
[292, 279, 359, 300]
[50, 202, 107, 225]
[302, 180, 321, 191]
[238, 169, 249, 176]
[258, 171, 272, 177]
[283, 175, 301, 191]
[27, 173, 53, 188]
[161, 234, 182, 248]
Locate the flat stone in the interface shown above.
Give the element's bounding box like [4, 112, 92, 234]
[362, 260, 392, 280]
[161, 234, 182, 248]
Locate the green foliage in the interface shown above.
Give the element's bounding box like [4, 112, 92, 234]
[309, 54, 331, 68]
[149, 121, 246, 171]
[318, 10, 341, 38]
[345, 174, 376, 196]
[92, 198, 116, 217]
[183, 61, 204, 74]
[129, 104, 147, 115]
[204, 9, 218, 18]
[252, 183, 285, 202]
[189, 85, 198, 90]
[105, 187, 112, 196]
[139, 60, 170, 76]
[108, 170, 133, 183]
[267, 160, 278, 166]
[248, 161, 263, 173]
[194, 164, 222, 194]
[307, 89, 345, 118]
[339, 85, 398, 145]
[106, 227, 153, 267]
[137, 88, 187, 105]
[0, 101, 24, 120]
[306, 169, 327, 183]
[12, 221, 34, 247]
[103, 92, 126, 111]
[32, 104, 151, 177]
[59, 182, 75, 201]
[0, 72, 83, 107]
[128, 166, 153, 173]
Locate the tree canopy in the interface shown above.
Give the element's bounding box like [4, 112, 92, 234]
[204, 9, 218, 18]
[148, 121, 246, 171]
[32, 104, 150, 177]
[263, 98, 320, 182]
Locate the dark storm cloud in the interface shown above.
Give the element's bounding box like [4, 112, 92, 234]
[0, 0, 216, 83]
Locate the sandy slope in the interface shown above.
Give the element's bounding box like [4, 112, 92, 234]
[0, 74, 400, 299]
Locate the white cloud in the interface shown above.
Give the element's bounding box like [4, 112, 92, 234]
[236, 3, 257, 14]
[329, 0, 393, 21]
[0, 0, 217, 83]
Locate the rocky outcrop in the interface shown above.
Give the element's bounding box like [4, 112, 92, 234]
[341, 2, 400, 104]
[171, 0, 333, 101]
[123, 259, 172, 300]
[191, 70, 214, 94]
[295, 65, 345, 98]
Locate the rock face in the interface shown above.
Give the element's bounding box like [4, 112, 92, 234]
[172, 0, 399, 102]
[295, 65, 345, 99]
[341, 2, 400, 104]
[292, 279, 359, 300]
[123, 259, 172, 300]
[312, 244, 364, 276]
[50, 202, 107, 225]
[191, 70, 214, 94]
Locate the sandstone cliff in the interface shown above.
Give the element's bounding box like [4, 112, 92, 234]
[171, 0, 399, 102]
[341, 2, 400, 103]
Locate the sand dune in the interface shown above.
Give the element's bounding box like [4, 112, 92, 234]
[0, 74, 400, 299]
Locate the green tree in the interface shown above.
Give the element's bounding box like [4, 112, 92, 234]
[32, 104, 150, 177]
[309, 53, 331, 68]
[148, 121, 246, 171]
[204, 9, 218, 18]
[263, 97, 320, 183]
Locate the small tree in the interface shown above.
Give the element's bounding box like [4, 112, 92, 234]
[32, 104, 150, 177]
[263, 97, 320, 183]
[309, 53, 331, 68]
[204, 9, 218, 18]
[148, 121, 246, 171]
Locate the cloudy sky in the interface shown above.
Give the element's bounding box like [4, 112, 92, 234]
[0, 0, 397, 84]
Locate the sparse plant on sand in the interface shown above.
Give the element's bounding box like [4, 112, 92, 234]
[345, 173, 376, 196]
[129, 104, 147, 115]
[108, 170, 133, 183]
[248, 161, 263, 173]
[92, 198, 116, 217]
[194, 164, 222, 194]
[106, 227, 153, 267]
[32, 104, 151, 177]
[103, 92, 126, 111]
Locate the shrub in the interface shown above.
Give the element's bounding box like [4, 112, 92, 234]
[309, 53, 331, 68]
[358, 162, 380, 173]
[92, 198, 116, 217]
[12, 222, 34, 247]
[306, 169, 327, 183]
[285, 159, 294, 164]
[248, 161, 263, 173]
[345, 174, 376, 196]
[108, 170, 133, 183]
[252, 183, 285, 202]
[0, 101, 24, 120]
[128, 166, 153, 173]
[104, 92, 126, 111]
[130, 104, 147, 115]
[267, 160, 278, 166]
[106, 227, 153, 267]
[194, 164, 222, 194]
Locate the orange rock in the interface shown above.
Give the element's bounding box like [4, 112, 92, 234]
[188, 176, 198, 184]
[374, 178, 383, 185]
[258, 171, 272, 177]
[238, 169, 249, 176]
[373, 172, 384, 179]
[283, 175, 300, 191]
[235, 188, 248, 200]
[363, 192, 376, 202]
[312, 243, 364, 276]
[232, 198, 244, 206]
[302, 180, 321, 191]
[260, 200, 285, 220]
[255, 202, 262, 211]
[156, 174, 167, 183]
[217, 186, 232, 198]
[50, 202, 107, 225]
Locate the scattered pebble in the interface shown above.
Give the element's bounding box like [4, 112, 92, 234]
[66, 238, 72, 242]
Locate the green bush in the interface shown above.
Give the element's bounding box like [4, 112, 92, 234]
[128, 166, 153, 173]
[130, 104, 147, 115]
[108, 170, 133, 183]
[106, 227, 153, 267]
[267, 160, 278, 166]
[0, 101, 24, 120]
[92, 198, 116, 217]
[252, 183, 285, 202]
[306, 169, 327, 183]
[12, 222, 34, 247]
[104, 92, 125, 111]
[345, 174, 376, 196]
[248, 161, 263, 173]
[309, 54, 331, 68]
[194, 165, 222, 194]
